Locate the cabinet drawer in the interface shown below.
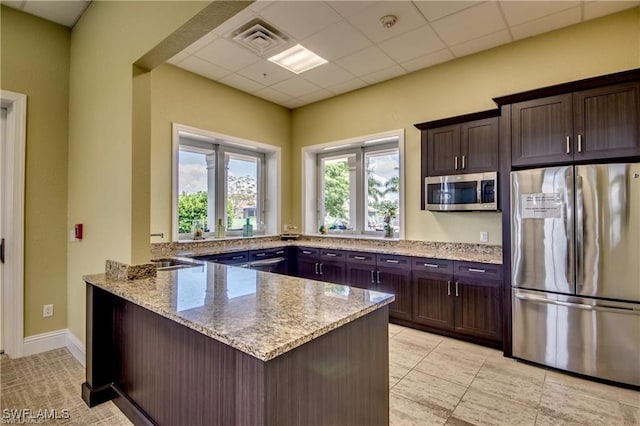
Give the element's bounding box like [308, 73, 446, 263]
[346, 251, 376, 266]
[249, 247, 287, 261]
[377, 254, 410, 270]
[454, 261, 503, 281]
[412, 257, 453, 275]
[320, 249, 345, 261]
[297, 247, 319, 258]
[195, 251, 248, 264]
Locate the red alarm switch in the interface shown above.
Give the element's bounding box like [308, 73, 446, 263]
[75, 224, 83, 240]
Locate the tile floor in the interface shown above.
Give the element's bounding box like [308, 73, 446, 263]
[1, 325, 638, 425]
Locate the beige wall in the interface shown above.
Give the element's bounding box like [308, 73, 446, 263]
[149, 64, 291, 240]
[290, 8, 640, 245]
[67, 1, 208, 343]
[0, 6, 70, 337]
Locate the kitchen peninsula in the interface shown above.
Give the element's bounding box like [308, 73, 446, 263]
[82, 261, 394, 425]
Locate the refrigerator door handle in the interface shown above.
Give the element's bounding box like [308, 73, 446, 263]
[575, 174, 584, 292]
[515, 292, 640, 315]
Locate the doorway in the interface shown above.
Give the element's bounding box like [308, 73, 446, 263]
[0, 90, 26, 358]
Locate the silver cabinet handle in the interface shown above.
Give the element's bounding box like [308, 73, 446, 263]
[385, 259, 399, 264]
[325, 252, 337, 257]
[354, 256, 366, 260]
[319, 263, 323, 275]
[454, 156, 458, 170]
[232, 255, 244, 260]
[255, 253, 266, 257]
[462, 155, 466, 169]
[566, 136, 571, 154]
[314, 262, 319, 274]
[455, 281, 459, 297]
[377, 271, 381, 284]
[447, 280, 451, 296]
[276, 250, 284, 254]
[577, 134, 582, 153]
[468, 268, 486, 273]
[370, 270, 375, 283]
[424, 263, 439, 268]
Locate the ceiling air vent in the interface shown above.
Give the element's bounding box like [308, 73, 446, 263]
[231, 19, 289, 56]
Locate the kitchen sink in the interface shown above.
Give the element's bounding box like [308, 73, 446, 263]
[151, 258, 204, 271]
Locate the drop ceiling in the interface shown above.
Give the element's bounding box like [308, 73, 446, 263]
[169, 1, 639, 109]
[3, 1, 638, 109]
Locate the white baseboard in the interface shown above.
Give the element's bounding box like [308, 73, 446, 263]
[22, 329, 67, 356]
[21, 329, 86, 367]
[65, 330, 86, 367]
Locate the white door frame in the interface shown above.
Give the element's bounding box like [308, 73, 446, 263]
[1, 90, 26, 358]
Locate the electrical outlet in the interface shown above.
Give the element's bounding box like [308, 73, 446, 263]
[43, 304, 54, 318]
[480, 231, 489, 242]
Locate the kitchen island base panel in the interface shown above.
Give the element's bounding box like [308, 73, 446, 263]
[82, 285, 390, 426]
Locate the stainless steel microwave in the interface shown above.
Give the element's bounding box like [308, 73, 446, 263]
[425, 172, 498, 211]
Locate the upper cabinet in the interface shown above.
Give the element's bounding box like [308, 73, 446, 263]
[495, 71, 640, 167]
[426, 117, 499, 176]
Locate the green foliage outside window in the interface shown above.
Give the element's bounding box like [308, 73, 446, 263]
[178, 191, 207, 234]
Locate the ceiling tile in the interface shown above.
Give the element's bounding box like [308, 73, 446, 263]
[335, 46, 395, 77]
[450, 29, 512, 57]
[211, 7, 257, 37]
[360, 65, 406, 85]
[379, 24, 445, 63]
[21, 0, 89, 27]
[220, 73, 267, 94]
[413, 1, 480, 22]
[282, 98, 307, 109]
[260, 1, 343, 40]
[584, 1, 640, 20]
[300, 63, 356, 88]
[500, 1, 580, 27]
[270, 77, 321, 97]
[177, 56, 233, 81]
[326, 1, 377, 18]
[195, 38, 260, 72]
[347, 1, 428, 43]
[302, 20, 372, 61]
[167, 51, 190, 65]
[400, 48, 454, 72]
[326, 78, 368, 95]
[249, 0, 272, 13]
[431, 2, 506, 46]
[297, 88, 334, 104]
[184, 31, 217, 54]
[511, 7, 582, 40]
[235, 59, 293, 86]
[254, 87, 292, 104]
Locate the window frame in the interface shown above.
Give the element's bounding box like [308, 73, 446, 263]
[172, 123, 279, 241]
[302, 129, 405, 239]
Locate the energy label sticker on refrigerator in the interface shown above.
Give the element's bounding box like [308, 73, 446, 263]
[521, 193, 562, 219]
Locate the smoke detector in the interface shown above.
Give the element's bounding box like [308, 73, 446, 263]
[232, 19, 289, 56]
[379, 15, 398, 29]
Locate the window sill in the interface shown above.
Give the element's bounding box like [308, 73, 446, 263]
[177, 234, 276, 243]
[308, 233, 401, 242]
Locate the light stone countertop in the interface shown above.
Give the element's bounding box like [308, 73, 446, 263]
[84, 262, 394, 362]
[151, 235, 502, 264]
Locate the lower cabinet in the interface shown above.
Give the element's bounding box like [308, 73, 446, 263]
[412, 258, 503, 344]
[296, 247, 345, 284]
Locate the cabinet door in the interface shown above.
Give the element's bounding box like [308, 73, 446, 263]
[427, 125, 460, 176]
[460, 117, 499, 173]
[376, 266, 412, 321]
[453, 279, 502, 342]
[574, 82, 640, 161]
[412, 271, 454, 331]
[297, 258, 318, 280]
[319, 261, 345, 284]
[345, 252, 376, 289]
[512, 94, 573, 166]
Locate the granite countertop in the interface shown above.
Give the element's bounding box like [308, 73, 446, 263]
[152, 236, 503, 264]
[84, 262, 394, 362]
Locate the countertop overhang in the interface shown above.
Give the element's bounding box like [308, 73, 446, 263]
[84, 262, 394, 361]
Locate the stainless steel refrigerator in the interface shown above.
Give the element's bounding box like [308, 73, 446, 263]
[511, 163, 640, 386]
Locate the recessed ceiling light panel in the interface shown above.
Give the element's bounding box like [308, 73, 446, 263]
[268, 44, 328, 74]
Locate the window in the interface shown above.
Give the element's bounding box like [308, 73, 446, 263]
[306, 130, 404, 238]
[173, 124, 280, 240]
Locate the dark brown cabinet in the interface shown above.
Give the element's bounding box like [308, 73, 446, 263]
[426, 117, 499, 176]
[511, 82, 640, 166]
[345, 252, 411, 320]
[295, 247, 345, 284]
[412, 258, 503, 344]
